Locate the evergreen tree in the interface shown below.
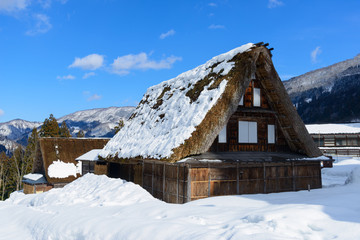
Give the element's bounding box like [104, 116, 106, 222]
[114, 119, 125, 134]
[0, 152, 10, 200]
[39, 114, 60, 137]
[76, 130, 85, 138]
[59, 121, 71, 138]
[25, 128, 39, 172]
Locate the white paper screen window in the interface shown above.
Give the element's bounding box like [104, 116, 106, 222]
[268, 124, 275, 144]
[238, 121, 257, 143]
[249, 122, 257, 143]
[218, 125, 227, 143]
[253, 88, 261, 107]
[239, 95, 244, 105]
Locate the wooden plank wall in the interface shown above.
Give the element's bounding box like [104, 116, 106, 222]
[108, 160, 321, 203]
[189, 161, 321, 201]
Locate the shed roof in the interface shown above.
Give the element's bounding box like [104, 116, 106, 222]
[76, 149, 102, 161]
[22, 173, 47, 185]
[100, 43, 322, 162]
[306, 123, 360, 134]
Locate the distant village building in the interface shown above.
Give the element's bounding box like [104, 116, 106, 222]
[97, 43, 330, 203]
[307, 123, 360, 156]
[24, 138, 110, 193]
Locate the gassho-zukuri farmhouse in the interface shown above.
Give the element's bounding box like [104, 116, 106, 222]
[23, 42, 333, 203]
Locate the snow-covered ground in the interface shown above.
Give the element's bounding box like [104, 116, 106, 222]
[1, 158, 360, 240]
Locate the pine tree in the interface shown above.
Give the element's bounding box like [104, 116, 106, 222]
[76, 130, 85, 138]
[0, 152, 10, 200]
[59, 121, 71, 138]
[40, 114, 60, 137]
[25, 128, 39, 172]
[114, 119, 125, 134]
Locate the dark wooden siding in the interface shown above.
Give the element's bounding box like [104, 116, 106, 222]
[107, 160, 322, 203]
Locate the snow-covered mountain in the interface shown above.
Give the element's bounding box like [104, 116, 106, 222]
[283, 54, 360, 123]
[0, 119, 41, 142]
[0, 106, 135, 154]
[284, 54, 360, 97]
[58, 106, 135, 137]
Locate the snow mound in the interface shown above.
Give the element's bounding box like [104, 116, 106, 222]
[8, 174, 155, 207]
[345, 167, 360, 185]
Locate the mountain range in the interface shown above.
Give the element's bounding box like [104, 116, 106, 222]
[0, 107, 135, 155]
[283, 54, 360, 124]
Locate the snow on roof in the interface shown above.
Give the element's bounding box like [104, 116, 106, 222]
[22, 173, 47, 185]
[75, 149, 102, 161]
[47, 160, 78, 179]
[306, 123, 360, 134]
[23, 173, 44, 181]
[100, 43, 254, 160]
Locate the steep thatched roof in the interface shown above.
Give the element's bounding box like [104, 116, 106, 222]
[39, 138, 110, 184]
[100, 43, 321, 163]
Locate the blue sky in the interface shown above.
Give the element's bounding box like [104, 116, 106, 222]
[1, 0, 360, 122]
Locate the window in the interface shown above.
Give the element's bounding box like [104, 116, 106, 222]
[218, 125, 227, 143]
[268, 124, 275, 144]
[82, 161, 95, 175]
[253, 88, 261, 107]
[239, 121, 257, 143]
[239, 95, 244, 105]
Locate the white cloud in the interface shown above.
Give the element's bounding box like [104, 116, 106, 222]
[0, 109, 4, 116]
[111, 53, 182, 75]
[26, 14, 52, 36]
[38, 0, 52, 9]
[69, 54, 104, 70]
[208, 24, 225, 29]
[208, 3, 217, 7]
[83, 72, 96, 79]
[57, 74, 75, 80]
[159, 29, 175, 40]
[268, 0, 283, 8]
[87, 94, 102, 101]
[311, 46, 322, 63]
[0, 0, 29, 13]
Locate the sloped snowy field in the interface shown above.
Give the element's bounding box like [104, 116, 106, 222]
[1, 158, 360, 240]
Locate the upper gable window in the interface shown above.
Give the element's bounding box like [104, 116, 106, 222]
[218, 125, 227, 143]
[239, 96, 244, 105]
[253, 88, 261, 107]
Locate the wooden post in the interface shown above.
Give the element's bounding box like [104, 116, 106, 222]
[176, 165, 179, 204]
[236, 162, 239, 195]
[141, 161, 144, 187]
[152, 162, 154, 195]
[208, 163, 211, 197]
[162, 163, 166, 201]
[292, 162, 296, 191]
[263, 162, 266, 193]
[187, 165, 191, 203]
[183, 164, 186, 204]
